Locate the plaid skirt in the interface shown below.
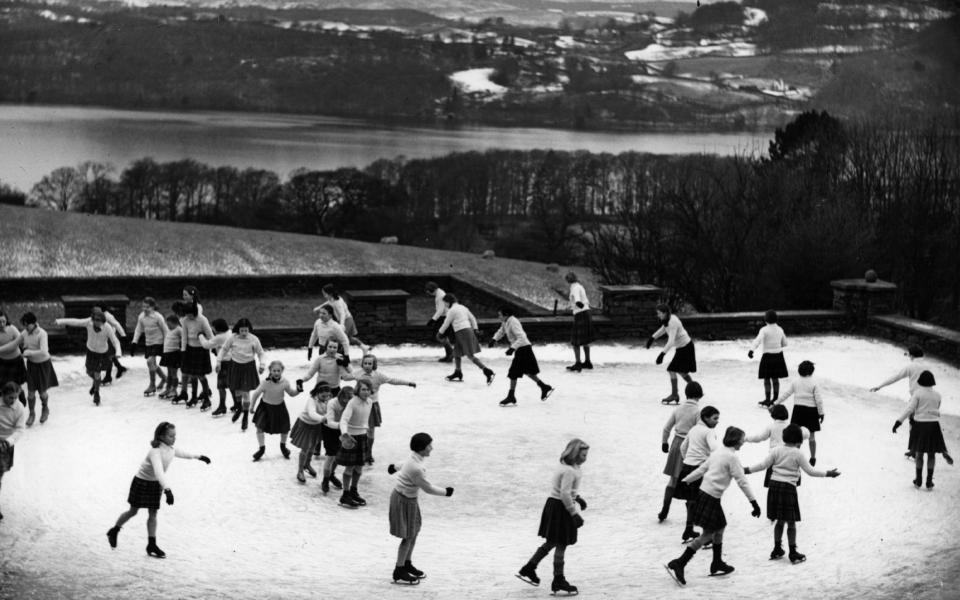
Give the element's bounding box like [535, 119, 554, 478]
[160, 350, 182, 369]
[253, 402, 291, 435]
[910, 421, 947, 454]
[538, 497, 578, 546]
[389, 490, 422, 539]
[0, 444, 14, 475]
[662, 436, 685, 481]
[667, 342, 697, 374]
[127, 476, 163, 510]
[144, 344, 164, 359]
[85, 350, 109, 374]
[181, 346, 212, 376]
[570, 311, 594, 347]
[764, 467, 800, 488]
[690, 490, 727, 531]
[766, 480, 801, 522]
[26, 360, 59, 392]
[758, 352, 788, 379]
[336, 433, 371, 466]
[229, 361, 261, 392]
[321, 424, 341, 456]
[0, 356, 27, 385]
[368, 401, 383, 428]
[217, 360, 233, 390]
[507, 345, 540, 379]
[790, 405, 821, 433]
[672, 463, 702, 500]
[452, 328, 481, 358]
[289, 419, 325, 452]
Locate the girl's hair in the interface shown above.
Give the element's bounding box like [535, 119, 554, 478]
[764, 309, 778, 324]
[918, 370, 936, 387]
[424, 281, 438, 293]
[907, 344, 924, 358]
[1, 381, 19, 396]
[211, 318, 229, 334]
[150, 421, 175, 448]
[325, 338, 340, 350]
[782, 424, 804, 445]
[722, 426, 745, 448]
[312, 382, 331, 396]
[797, 360, 815, 377]
[20, 312, 38, 326]
[183, 286, 199, 302]
[355, 377, 374, 394]
[498, 305, 516, 318]
[142, 296, 157, 309]
[684, 381, 703, 398]
[361, 354, 378, 370]
[183, 301, 199, 317]
[90, 307, 106, 323]
[318, 304, 336, 319]
[655, 303, 671, 315]
[442, 293, 458, 306]
[559, 438, 589, 465]
[165, 314, 180, 327]
[699, 405, 719, 421]
[321, 283, 340, 300]
[0, 309, 7, 324]
[564, 271, 579, 283]
[338, 386, 354, 402]
[170, 301, 186, 317]
[267, 360, 284, 372]
[233, 317, 253, 333]
[770, 404, 789, 421]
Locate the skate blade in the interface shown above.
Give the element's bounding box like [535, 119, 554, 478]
[789, 558, 807, 564]
[390, 580, 419, 585]
[708, 570, 734, 577]
[143, 392, 156, 397]
[542, 390, 554, 401]
[664, 565, 684, 587]
[550, 592, 578, 597]
[338, 503, 360, 509]
[499, 403, 518, 408]
[515, 574, 539, 587]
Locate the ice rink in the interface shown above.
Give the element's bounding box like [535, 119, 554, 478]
[1, 335, 958, 600]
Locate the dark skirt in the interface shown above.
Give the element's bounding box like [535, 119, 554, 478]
[790, 405, 821, 432]
[690, 490, 727, 531]
[766, 480, 801, 522]
[910, 421, 948, 454]
[289, 419, 325, 452]
[26, 360, 59, 392]
[507, 345, 540, 379]
[537, 497, 579, 546]
[570, 311, 594, 347]
[667, 341, 697, 374]
[662, 436, 685, 481]
[672, 463, 702, 500]
[253, 402, 291, 435]
[389, 490, 422, 539]
[144, 344, 164, 358]
[181, 346, 212, 376]
[85, 350, 109, 374]
[127, 476, 162, 510]
[160, 350, 182, 369]
[368, 401, 383, 428]
[217, 360, 233, 390]
[336, 433, 371, 466]
[764, 467, 800, 488]
[0, 444, 13, 474]
[758, 352, 788, 379]
[0, 356, 27, 385]
[321, 424, 341, 456]
[229, 361, 261, 392]
[452, 328, 481, 358]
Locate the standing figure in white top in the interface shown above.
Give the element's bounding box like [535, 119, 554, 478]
[490, 306, 553, 406]
[106, 421, 210, 558]
[772, 360, 824, 465]
[358, 354, 416, 464]
[96, 305, 128, 386]
[646, 304, 697, 405]
[250, 361, 300, 461]
[0, 309, 27, 406]
[665, 426, 760, 586]
[750, 310, 789, 407]
[314, 283, 371, 354]
[658, 381, 703, 522]
[131, 297, 170, 397]
[565, 272, 594, 372]
[0, 382, 27, 520]
[307, 305, 351, 364]
[515, 438, 589, 596]
[744, 424, 840, 564]
[424, 281, 454, 362]
[216, 318, 265, 417]
[336, 378, 375, 508]
[0, 313, 59, 426]
[159, 311, 183, 400]
[436, 294, 494, 385]
[289, 382, 331, 483]
[674, 405, 720, 542]
[55, 307, 122, 406]
[745, 404, 809, 487]
[892, 370, 953, 489]
[386, 432, 454, 585]
[871, 344, 929, 459]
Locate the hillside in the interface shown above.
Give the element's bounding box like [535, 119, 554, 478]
[0, 204, 598, 310]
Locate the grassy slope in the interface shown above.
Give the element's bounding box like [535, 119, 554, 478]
[0, 205, 598, 310]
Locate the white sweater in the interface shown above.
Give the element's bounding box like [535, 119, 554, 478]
[751, 324, 786, 353]
[683, 447, 756, 502]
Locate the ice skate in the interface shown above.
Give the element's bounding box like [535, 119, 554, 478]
[681, 527, 700, 543]
[944, 453, 954, 466]
[499, 394, 517, 407]
[581, 361, 593, 370]
[350, 490, 366, 506]
[329, 474, 343, 489]
[199, 394, 212, 412]
[304, 465, 317, 478]
[231, 409, 241, 423]
[252, 447, 265, 462]
[321, 478, 330, 494]
[483, 368, 496, 385]
[296, 470, 306, 483]
[770, 546, 785, 560]
[709, 561, 735, 576]
[106, 526, 120, 549]
[391, 566, 419, 585]
[146, 538, 165, 559]
[926, 477, 934, 490]
[445, 370, 463, 382]
[26, 412, 35, 427]
[93, 391, 101, 406]
[184, 395, 198, 408]
[339, 493, 360, 509]
[661, 394, 680, 405]
[212, 404, 227, 416]
[565, 362, 583, 372]
[39, 406, 49, 424]
[404, 562, 425, 579]
[143, 385, 156, 397]
[280, 444, 291, 459]
[101, 374, 113, 387]
[516, 564, 540, 586]
[172, 391, 186, 405]
[115, 365, 128, 379]
[550, 576, 578, 596]
[788, 549, 806, 564]
[665, 561, 686, 586]
[540, 384, 554, 401]
[241, 412, 249, 432]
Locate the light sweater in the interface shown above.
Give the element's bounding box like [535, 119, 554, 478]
[308, 318, 350, 356]
[218, 333, 264, 365]
[323, 297, 352, 326]
[200, 331, 231, 358]
[394, 452, 447, 499]
[252, 377, 298, 407]
[134, 443, 198, 490]
[0, 325, 22, 360]
[662, 399, 700, 444]
[746, 420, 809, 449]
[324, 398, 348, 428]
[163, 326, 182, 353]
[492, 316, 531, 349]
[751, 323, 787, 354]
[683, 446, 756, 502]
[431, 288, 448, 321]
[548, 463, 583, 516]
[361, 370, 412, 403]
[297, 395, 328, 426]
[569, 282, 590, 315]
[899, 387, 941, 423]
[303, 354, 353, 388]
[180, 315, 213, 350]
[775, 376, 823, 414]
[103, 311, 125, 338]
[133, 311, 168, 347]
[437, 303, 478, 334]
[339, 396, 372, 435]
[21, 327, 51, 363]
[56, 318, 121, 354]
[0, 400, 27, 446]
[746, 445, 826, 486]
[877, 359, 931, 395]
[653, 314, 691, 353]
[680, 422, 719, 466]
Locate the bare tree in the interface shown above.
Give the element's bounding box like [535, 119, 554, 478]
[28, 166, 83, 211]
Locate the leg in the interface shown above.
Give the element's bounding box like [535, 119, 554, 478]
[25, 389, 36, 426]
[786, 521, 806, 562]
[114, 506, 140, 529]
[772, 378, 780, 400]
[763, 379, 772, 402]
[658, 484, 673, 521]
[582, 344, 591, 365]
[679, 372, 692, 383]
[145, 508, 165, 558]
[808, 431, 817, 463]
[253, 430, 266, 460]
[392, 535, 420, 582]
[39, 391, 50, 423]
[664, 371, 679, 403]
[915, 453, 924, 487]
[552, 544, 576, 592]
[926, 452, 936, 488]
[146, 508, 158, 537]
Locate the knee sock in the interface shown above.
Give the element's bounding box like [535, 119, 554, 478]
[660, 486, 673, 515]
[774, 520, 784, 547]
[670, 378, 679, 397]
[786, 523, 797, 548]
[527, 542, 553, 568]
[763, 379, 771, 401]
[200, 377, 211, 394]
[190, 380, 198, 399]
[350, 471, 360, 492]
[341, 472, 352, 492]
[772, 379, 780, 399]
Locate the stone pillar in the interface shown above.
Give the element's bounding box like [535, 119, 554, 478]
[600, 285, 663, 328]
[830, 278, 897, 323]
[344, 289, 410, 343]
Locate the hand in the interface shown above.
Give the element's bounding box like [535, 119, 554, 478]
[307, 347, 313, 360]
[258, 364, 264, 374]
[747, 350, 754, 359]
[819, 414, 825, 424]
[215, 364, 221, 374]
[435, 333, 445, 343]
[892, 420, 902, 433]
[655, 352, 665, 365]
[0, 440, 8, 452]
[572, 514, 584, 528]
[869, 386, 879, 392]
[129, 344, 137, 357]
[505, 348, 515, 356]
[409, 382, 417, 388]
[826, 469, 840, 478]
[645, 336, 654, 349]
[575, 301, 584, 309]
[744, 467, 751, 474]
[296, 379, 304, 392]
[387, 464, 398, 475]
[487, 339, 496, 348]
[445, 487, 454, 497]
[164, 489, 175, 506]
[750, 500, 761, 518]
[474, 329, 481, 339]
[198, 455, 211, 464]
[575, 496, 587, 510]
[340, 433, 356, 449]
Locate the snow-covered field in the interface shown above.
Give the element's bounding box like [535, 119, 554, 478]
[2, 336, 958, 600]
[449, 68, 507, 96]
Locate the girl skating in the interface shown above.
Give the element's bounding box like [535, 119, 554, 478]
[893, 370, 953, 488]
[658, 381, 703, 522]
[674, 406, 720, 542]
[55, 308, 122, 406]
[424, 281, 454, 362]
[357, 353, 415, 463]
[749, 310, 788, 407]
[0, 313, 59, 426]
[436, 294, 494, 385]
[106, 421, 210, 557]
[250, 361, 300, 461]
[159, 311, 183, 400]
[564, 272, 593, 372]
[646, 304, 696, 404]
[0, 309, 27, 407]
[217, 318, 265, 417]
[871, 344, 931, 459]
[489, 306, 553, 406]
[132, 297, 169, 397]
[336, 378, 375, 508]
[290, 382, 330, 483]
[177, 302, 214, 408]
[307, 305, 351, 363]
[0, 382, 27, 520]
[315, 283, 371, 353]
[319, 386, 352, 494]
[772, 360, 824, 465]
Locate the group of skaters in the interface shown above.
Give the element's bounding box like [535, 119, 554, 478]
[0, 276, 956, 594]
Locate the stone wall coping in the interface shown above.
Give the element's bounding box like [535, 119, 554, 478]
[344, 289, 410, 300]
[830, 279, 897, 292]
[869, 315, 960, 345]
[684, 310, 844, 322]
[599, 285, 662, 293]
[61, 294, 130, 304]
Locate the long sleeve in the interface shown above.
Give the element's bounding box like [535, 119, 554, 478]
[104, 312, 125, 337]
[308, 321, 319, 348]
[492, 323, 506, 343]
[797, 454, 827, 478]
[149, 450, 171, 491]
[0, 405, 27, 446]
[745, 425, 772, 444]
[746, 452, 774, 475]
[558, 468, 579, 515]
[774, 382, 795, 405]
[302, 398, 326, 423]
[898, 395, 920, 423]
[467, 308, 478, 331]
[813, 383, 823, 415]
[662, 412, 678, 445]
[133, 315, 144, 345]
[216, 335, 233, 363]
[679, 435, 690, 458]
[0, 332, 22, 355]
[437, 310, 454, 335]
[682, 459, 709, 483]
[107, 325, 122, 355]
[339, 402, 355, 434]
[730, 459, 756, 502]
[56, 317, 90, 328]
[750, 329, 764, 351]
[432, 291, 446, 321]
[876, 366, 909, 390]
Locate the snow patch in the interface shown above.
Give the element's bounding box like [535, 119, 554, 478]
[449, 68, 507, 96]
[625, 41, 757, 62]
[743, 7, 768, 27]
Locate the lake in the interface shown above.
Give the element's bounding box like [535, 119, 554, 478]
[0, 105, 773, 192]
